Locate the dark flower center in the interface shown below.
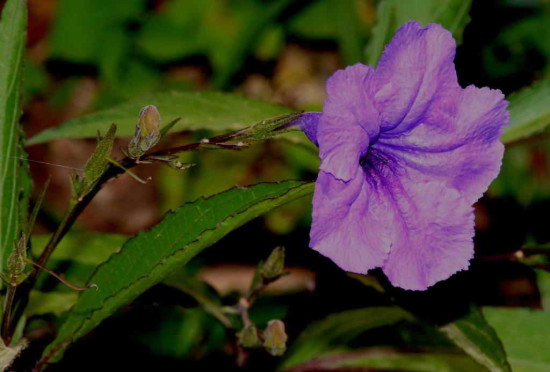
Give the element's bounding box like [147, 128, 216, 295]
[359, 146, 399, 187]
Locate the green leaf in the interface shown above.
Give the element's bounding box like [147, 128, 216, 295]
[501, 79, 550, 144]
[31, 232, 126, 285]
[41, 181, 313, 364]
[329, 0, 366, 65]
[283, 348, 488, 372]
[365, 0, 472, 66]
[27, 91, 291, 145]
[25, 291, 78, 317]
[49, 0, 145, 63]
[282, 307, 413, 369]
[439, 307, 512, 372]
[0, 0, 30, 273]
[483, 307, 550, 372]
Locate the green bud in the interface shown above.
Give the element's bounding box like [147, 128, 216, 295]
[7, 235, 29, 286]
[237, 325, 262, 348]
[261, 246, 285, 280]
[128, 105, 162, 158]
[263, 319, 287, 356]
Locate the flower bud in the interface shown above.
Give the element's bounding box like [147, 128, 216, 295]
[263, 319, 287, 356]
[261, 246, 285, 280]
[237, 325, 261, 348]
[128, 105, 162, 158]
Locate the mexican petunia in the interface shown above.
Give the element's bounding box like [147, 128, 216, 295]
[297, 21, 509, 290]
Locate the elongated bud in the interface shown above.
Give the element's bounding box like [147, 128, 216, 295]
[128, 105, 162, 158]
[263, 319, 287, 356]
[261, 246, 285, 280]
[6, 235, 29, 286]
[237, 325, 261, 348]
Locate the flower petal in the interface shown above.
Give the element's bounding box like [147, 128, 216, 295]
[373, 21, 459, 135]
[310, 170, 391, 273]
[377, 85, 508, 204]
[381, 171, 475, 290]
[291, 112, 321, 146]
[318, 63, 379, 181]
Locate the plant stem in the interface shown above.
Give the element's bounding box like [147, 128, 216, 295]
[2, 285, 17, 344]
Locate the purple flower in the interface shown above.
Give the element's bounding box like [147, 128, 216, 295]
[299, 21, 509, 290]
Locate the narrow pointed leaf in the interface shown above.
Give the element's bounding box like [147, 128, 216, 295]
[439, 307, 512, 372]
[27, 91, 291, 145]
[41, 181, 313, 365]
[0, 0, 30, 272]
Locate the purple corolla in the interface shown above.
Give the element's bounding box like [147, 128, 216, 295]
[299, 21, 509, 290]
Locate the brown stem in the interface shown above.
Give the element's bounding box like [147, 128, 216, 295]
[1, 284, 17, 344]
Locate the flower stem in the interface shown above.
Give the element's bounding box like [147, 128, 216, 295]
[1, 284, 17, 344]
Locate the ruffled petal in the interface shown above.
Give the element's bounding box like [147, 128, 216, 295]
[318, 63, 380, 181]
[373, 21, 460, 135]
[376, 85, 508, 204]
[380, 170, 475, 290]
[310, 170, 392, 273]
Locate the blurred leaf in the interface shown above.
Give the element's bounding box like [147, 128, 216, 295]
[288, 0, 340, 40]
[27, 91, 291, 145]
[209, 0, 293, 89]
[0, 0, 30, 273]
[284, 348, 488, 372]
[31, 233, 126, 266]
[483, 12, 550, 80]
[138, 307, 226, 359]
[502, 79, 550, 143]
[23, 59, 49, 100]
[365, 0, 472, 66]
[25, 291, 78, 317]
[489, 139, 550, 204]
[483, 307, 550, 372]
[138, 0, 293, 89]
[164, 271, 233, 328]
[49, 0, 145, 63]
[31, 232, 126, 285]
[41, 181, 313, 364]
[329, 0, 366, 65]
[439, 307, 512, 372]
[536, 270, 550, 311]
[282, 307, 413, 369]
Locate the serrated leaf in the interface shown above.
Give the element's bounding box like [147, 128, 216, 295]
[281, 307, 413, 369]
[0, 338, 26, 371]
[439, 307, 512, 372]
[41, 181, 313, 365]
[27, 91, 292, 145]
[365, 0, 472, 66]
[0, 0, 30, 274]
[502, 79, 550, 144]
[483, 307, 550, 372]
